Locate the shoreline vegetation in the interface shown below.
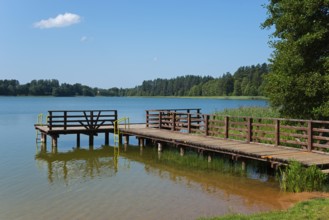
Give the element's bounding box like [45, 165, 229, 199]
[0, 63, 269, 97]
[200, 198, 329, 220]
[0, 95, 268, 100]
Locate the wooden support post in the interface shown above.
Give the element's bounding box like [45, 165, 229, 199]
[90, 111, 94, 129]
[76, 133, 80, 148]
[48, 111, 52, 130]
[158, 142, 163, 152]
[116, 134, 122, 145]
[180, 147, 184, 156]
[145, 139, 152, 146]
[208, 155, 212, 163]
[124, 135, 129, 145]
[225, 116, 229, 139]
[247, 117, 253, 143]
[205, 114, 209, 136]
[159, 112, 162, 129]
[241, 160, 246, 171]
[41, 133, 47, 145]
[275, 119, 280, 146]
[105, 132, 109, 146]
[146, 110, 149, 127]
[171, 112, 176, 131]
[140, 145, 143, 155]
[308, 121, 313, 152]
[51, 135, 58, 148]
[52, 145, 57, 154]
[64, 111, 67, 130]
[138, 138, 144, 147]
[41, 134, 47, 152]
[89, 134, 94, 147]
[187, 113, 191, 133]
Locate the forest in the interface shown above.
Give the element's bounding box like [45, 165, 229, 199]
[0, 63, 268, 97]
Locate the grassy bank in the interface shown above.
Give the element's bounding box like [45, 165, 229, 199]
[200, 198, 329, 220]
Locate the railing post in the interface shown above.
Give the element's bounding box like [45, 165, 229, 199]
[187, 113, 191, 133]
[159, 111, 162, 129]
[114, 110, 118, 121]
[172, 112, 176, 131]
[64, 111, 67, 130]
[247, 117, 252, 143]
[224, 116, 229, 139]
[275, 119, 280, 146]
[146, 110, 149, 127]
[48, 111, 52, 130]
[205, 114, 209, 136]
[90, 111, 94, 129]
[197, 109, 201, 125]
[308, 120, 313, 151]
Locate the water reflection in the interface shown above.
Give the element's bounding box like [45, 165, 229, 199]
[35, 146, 121, 184]
[35, 144, 294, 211]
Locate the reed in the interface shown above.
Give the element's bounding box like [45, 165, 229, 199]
[158, 150, 245, 176]
[277, 160, 327, 192]
[214, 106, 280, 118]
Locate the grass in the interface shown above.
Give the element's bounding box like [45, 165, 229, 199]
[157, 150, 245, 176]
[278, 160, 327, 192]
[200, 198, 329, 220]
[214, 106, 280, 118]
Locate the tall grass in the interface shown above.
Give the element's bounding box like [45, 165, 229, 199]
[158, 150, 245, 176]
[278, 160, 327, 192]
[215, 106, 280, 118]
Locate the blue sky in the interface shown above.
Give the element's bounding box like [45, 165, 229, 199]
[0, 0, 272, 88]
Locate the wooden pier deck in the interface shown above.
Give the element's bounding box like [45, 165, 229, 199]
[121, 125, 329, 169]
[35, 108, 329, 172]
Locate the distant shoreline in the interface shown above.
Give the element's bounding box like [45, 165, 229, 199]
[0, 95, 268, 100]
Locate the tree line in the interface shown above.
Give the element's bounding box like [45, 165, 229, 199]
[0, 63, 269, 97]
[124, 63, 268, 96]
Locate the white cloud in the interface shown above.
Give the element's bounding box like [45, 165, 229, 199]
[34, 13, 81, 29]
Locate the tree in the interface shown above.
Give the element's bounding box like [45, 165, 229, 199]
[262, 0, 329, 119]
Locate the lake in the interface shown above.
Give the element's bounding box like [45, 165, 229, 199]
[0, 97, 303, 219]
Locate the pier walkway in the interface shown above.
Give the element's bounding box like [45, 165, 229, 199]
[35, 108, 329, 172]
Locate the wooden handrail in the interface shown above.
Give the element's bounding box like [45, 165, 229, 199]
[145, 109, 329, 153]
[47, 110, 118, 131]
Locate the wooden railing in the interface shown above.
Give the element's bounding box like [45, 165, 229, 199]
[146, 109, 202, 132]
[47, 110, 118, 130]
[145, 109, 329, 153]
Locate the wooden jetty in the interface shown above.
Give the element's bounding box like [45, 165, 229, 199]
[35, 108, 329, 173]
[35, 110, 118, 148]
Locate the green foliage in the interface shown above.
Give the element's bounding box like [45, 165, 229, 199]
[200, 198, 329, 220]
[278, 161, 327, 192]
[262, 0, 329, 119]
[126, 63, 269, 96]
[215, 106, 280, 118]
[1, 63, 269, 97]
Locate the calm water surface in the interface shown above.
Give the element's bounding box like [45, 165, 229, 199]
[0, 97, 299, 220]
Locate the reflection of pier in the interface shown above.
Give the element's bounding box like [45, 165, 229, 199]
[35, 146, 120, 183]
